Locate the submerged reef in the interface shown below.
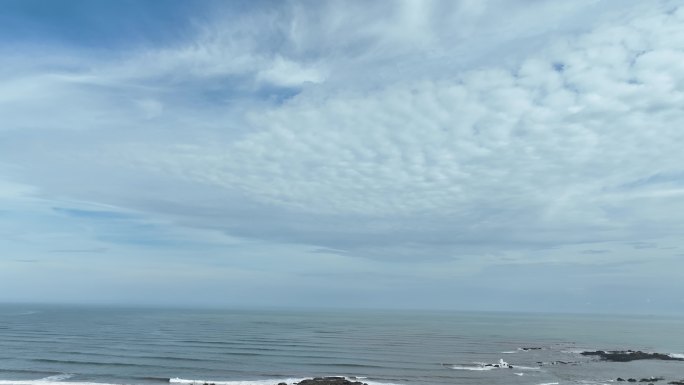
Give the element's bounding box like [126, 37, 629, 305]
[581, 350, 684, 362]
[294, 378, 367, 385]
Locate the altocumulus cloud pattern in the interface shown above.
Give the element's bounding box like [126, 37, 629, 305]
[0, 0, 683, 312]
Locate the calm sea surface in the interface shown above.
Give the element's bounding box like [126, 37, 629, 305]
[0, 305, 683, 385]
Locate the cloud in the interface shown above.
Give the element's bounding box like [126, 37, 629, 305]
[0, 178, 36, 199]
[85, 1, 681, 260]
[0, 0, 683, 308]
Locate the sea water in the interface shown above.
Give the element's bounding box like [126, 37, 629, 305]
[0, 305, 683, 385]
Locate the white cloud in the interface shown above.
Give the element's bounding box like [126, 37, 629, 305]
[0, 179, 35, 199]
[256, 56, 326, 87]
[1, 0, 683, 266]
[105, 2, 683, 254]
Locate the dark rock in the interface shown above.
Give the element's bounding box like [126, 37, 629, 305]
[278, 383, 287, 385]
[580, 350, 684, 362]
[485, 363, 513, 368]
[297, 377, 365, 385]
[628, 379, 637, 383]
[640, 378, 665, 383]
[618, 378, 625, 382]
[668, 382, 684, 385]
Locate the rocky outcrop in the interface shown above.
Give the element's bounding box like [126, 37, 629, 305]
[483, 363, 513, 368]
[581, 350, 684, 362]
[616, 378, 665, 383]
[615, 377, 670, 384]
[296, 377, 367, 385]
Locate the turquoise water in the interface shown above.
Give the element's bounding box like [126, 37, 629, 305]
[0, 305, 683, 385]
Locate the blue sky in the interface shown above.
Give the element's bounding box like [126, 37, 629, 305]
[1, 0, 684, 314]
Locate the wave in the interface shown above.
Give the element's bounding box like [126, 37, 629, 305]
[307, 363, 386, 369]
[537, 382, 559, 385]
[500, 347, 547, 354]
[447, 363, 540, 371]
[29, 359, 199, 372]
[39, 375, 73, 382]
[0, 381, 121, 385]
[170, 378, 398, 385]
[0, 378, 396, 385]
[170, 378, 306, 385]
[31, 359, 152, 368]
[577, 381, 612, 385]
[447, 365, 496, 371]
[0, 370, 62, 376]
[514, 365, 541, 370]
[669, 353, 684, 359]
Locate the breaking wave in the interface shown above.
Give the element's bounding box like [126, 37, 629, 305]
[447, 363, 540, 371]
[0, 374, 75, 385]
[170, 378, 397, 385]
[39, 375, 74, 382]
[170, 378, 306, 385]
[447, 365, 497, 371]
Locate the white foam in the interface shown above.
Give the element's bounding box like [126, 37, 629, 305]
[537, 382, 559, 385]
[449, 357, 531, 371]
[170, 378, 397, 385]
[39, 375, 73, 382]
[501, 351, 517, 354]
[171, 379, 306, 385]
[0, 382, 119, 385]
[669, 353, 684, 359]
[513, 365, 541, 370]
[514, 373, 524, 376]
[0, 378, 402, 385]
[448, 365, 496, 371]
[0, 378, 397, 385]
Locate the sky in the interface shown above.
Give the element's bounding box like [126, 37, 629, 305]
[1, 0, 683, 314]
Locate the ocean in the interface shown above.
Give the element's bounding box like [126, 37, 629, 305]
[0, 305, 682, 385]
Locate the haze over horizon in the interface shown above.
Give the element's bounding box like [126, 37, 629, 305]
[1, 0, 683, 314]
